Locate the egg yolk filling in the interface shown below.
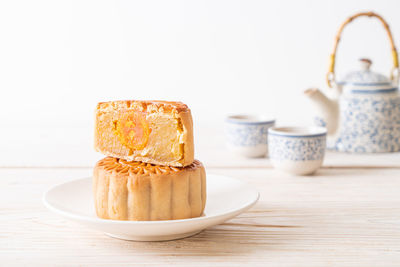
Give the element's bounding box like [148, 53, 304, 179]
[112, 111, 184, 162]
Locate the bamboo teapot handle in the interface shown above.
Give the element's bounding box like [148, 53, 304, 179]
[327, 11, 399, 88]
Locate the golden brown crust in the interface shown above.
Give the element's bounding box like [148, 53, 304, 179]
[96, 100, 189, 114]
[177, 109, 195, 166]
[94, 100, 194, 167]
[93, 157, 206, 221]
[97, 157, 202, 175]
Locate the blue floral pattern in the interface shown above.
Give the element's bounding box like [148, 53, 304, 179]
[268, 135, 326, 161]
[312, 60, 400, 153]
[225, 123, 273, 146]
[314, 117, 327, 128]
[333, 93, 400, 153]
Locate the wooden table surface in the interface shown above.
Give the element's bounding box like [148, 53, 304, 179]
[2, 151, 400, 266]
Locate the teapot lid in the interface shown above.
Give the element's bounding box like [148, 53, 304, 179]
[339, 59, 395, 91]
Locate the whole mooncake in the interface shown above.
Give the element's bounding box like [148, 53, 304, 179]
[93, 157, 206, 221]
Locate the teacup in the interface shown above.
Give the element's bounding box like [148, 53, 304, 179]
[224, 115, 275, 158]
[268, 126, 327, 175]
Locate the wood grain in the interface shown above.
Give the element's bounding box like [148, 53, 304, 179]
[1, 166, 400, 266]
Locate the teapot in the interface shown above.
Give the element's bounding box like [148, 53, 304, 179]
[305, 11, 400, 153]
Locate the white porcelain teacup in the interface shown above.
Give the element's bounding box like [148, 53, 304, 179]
[268, 126, 327, 175]
[225, 115, 275, 158]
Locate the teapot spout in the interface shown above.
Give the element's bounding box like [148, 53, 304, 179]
[304, 88, 339, 136]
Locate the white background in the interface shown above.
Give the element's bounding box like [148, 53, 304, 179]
[1, 0, 399, 167]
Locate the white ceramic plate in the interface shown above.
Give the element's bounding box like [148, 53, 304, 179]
[43, 174, 259, 241]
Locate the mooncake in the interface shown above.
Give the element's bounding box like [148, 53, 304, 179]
[93, 157, 206, 221]
[95, 100, 194, 167]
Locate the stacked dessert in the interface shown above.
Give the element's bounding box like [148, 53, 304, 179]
[93, 100, 206, 221]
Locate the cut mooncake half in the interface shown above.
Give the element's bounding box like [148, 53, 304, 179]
[93, 157, 206, 221]
[95, 100, 194, 167]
